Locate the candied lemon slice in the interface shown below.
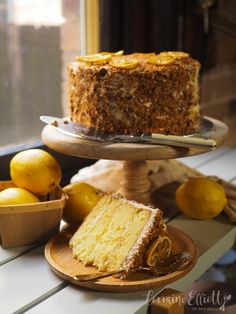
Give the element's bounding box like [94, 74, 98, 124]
[76, 54, 112, 64]
[147, 55, 174, 66]
[100, 50, 124, 56]
[110, 58, 139, 69]
[146, 235, 172, 267]
[133, 52, 156, 57]
[160, 51, 189, 59]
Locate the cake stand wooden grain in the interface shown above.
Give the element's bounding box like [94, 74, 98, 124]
[41, 116, 228, 205]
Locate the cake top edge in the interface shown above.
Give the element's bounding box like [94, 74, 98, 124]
[106, 193, 160, 214]
[68, 50, 200, 72]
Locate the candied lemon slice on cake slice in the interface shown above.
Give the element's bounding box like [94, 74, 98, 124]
[76, 53, 112, 64]
[147, 54, 174, 66]
[110, 58, 139, 69]
[146, 235, 172, 267]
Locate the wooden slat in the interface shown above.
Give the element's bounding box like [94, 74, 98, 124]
[196, 149, 236, 180]
[197, 149, 236, 180]
[0, 246, 66, 314]
[0, 222, 66, 265]
[25, 216, 236, 314]
[179, 147, 236, 180]
[0, 244, 36, 265]
[1, 149, 235, 314]
[27, 285, 148, 314]
[178, 146, 231, 168]
[134, 216, 236, 314]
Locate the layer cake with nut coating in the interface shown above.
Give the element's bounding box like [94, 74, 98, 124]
[67, 51, 200, 135]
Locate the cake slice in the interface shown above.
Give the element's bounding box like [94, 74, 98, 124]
[69, 194, 168, 278]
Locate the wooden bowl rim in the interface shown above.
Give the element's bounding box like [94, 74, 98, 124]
[0, 181, 66, 214]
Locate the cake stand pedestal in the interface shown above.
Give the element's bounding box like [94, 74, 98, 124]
[41, 116, 228, 206]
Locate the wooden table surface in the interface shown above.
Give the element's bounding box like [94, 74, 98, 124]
[1, 146, 236, 314]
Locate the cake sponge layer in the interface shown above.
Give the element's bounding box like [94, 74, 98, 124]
[70, 194, 165, 273]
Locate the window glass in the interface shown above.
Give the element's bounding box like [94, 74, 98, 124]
[0, 0, 81, 148]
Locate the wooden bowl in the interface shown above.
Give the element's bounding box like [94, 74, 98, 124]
[0, 181, 66, 248]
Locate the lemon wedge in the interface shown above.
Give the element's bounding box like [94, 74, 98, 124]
[76, 54, 112, 64]
[146, 235, 172, 267]
[110, 58, 138, 69]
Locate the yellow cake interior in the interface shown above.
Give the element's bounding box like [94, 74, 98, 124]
[69, 194, 157, 272]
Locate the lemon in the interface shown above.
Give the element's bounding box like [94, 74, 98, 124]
[146, 236, 172, 267]
[176, 178, 227, 219]
[10, 149, 62, 195]
[0, 187, 40, 205]
[62, 182, 103, 225]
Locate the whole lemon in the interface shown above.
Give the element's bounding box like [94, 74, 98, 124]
[0, 187, 40, 205]
[176, 178, 227, 219]
[10, 149, 62, 195]
[63, 182, 103, 225]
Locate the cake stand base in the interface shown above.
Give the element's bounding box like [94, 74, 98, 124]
[118, 161, 152, 205]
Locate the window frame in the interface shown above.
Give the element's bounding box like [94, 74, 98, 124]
[0, 0, 99, 181]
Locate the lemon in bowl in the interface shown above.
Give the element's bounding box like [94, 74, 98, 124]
[10, 149, 62, 195]
[176, 177, 227, 219]
[0, 187, 40, 205]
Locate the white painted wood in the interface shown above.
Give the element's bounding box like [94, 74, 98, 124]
[0, 222, 65, 265]
[1, 147, 236, 314]
[135, 216, 236, 314]
[26, 216, 236, 314]
[0, 246, 64, 314]
[197, 149, 236, 180]
[178, 146, 231, 168]
[27, 285, 148, 314]
[0, 244, 35, 265]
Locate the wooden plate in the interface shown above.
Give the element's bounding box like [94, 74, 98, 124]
[44, 225, 198, 292]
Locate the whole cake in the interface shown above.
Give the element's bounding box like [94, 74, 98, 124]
[67, 51, 201, 135]
[69, 194, 170, 278]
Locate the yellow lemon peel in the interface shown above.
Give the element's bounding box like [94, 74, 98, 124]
[10, 149, 62, 195]
[110, 58, 139, 69]
[62, 182, 103, 225]
[146, 235, 172, 267]
[162, 51, 190, 58]
[76, 54, 112, 64]
[147, 54, 174, 66]
[176, 178, 227, 220]
[0, 187, 40, 205]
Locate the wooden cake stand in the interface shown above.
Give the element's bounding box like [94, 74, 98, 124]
[42, 116, 228, 206]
